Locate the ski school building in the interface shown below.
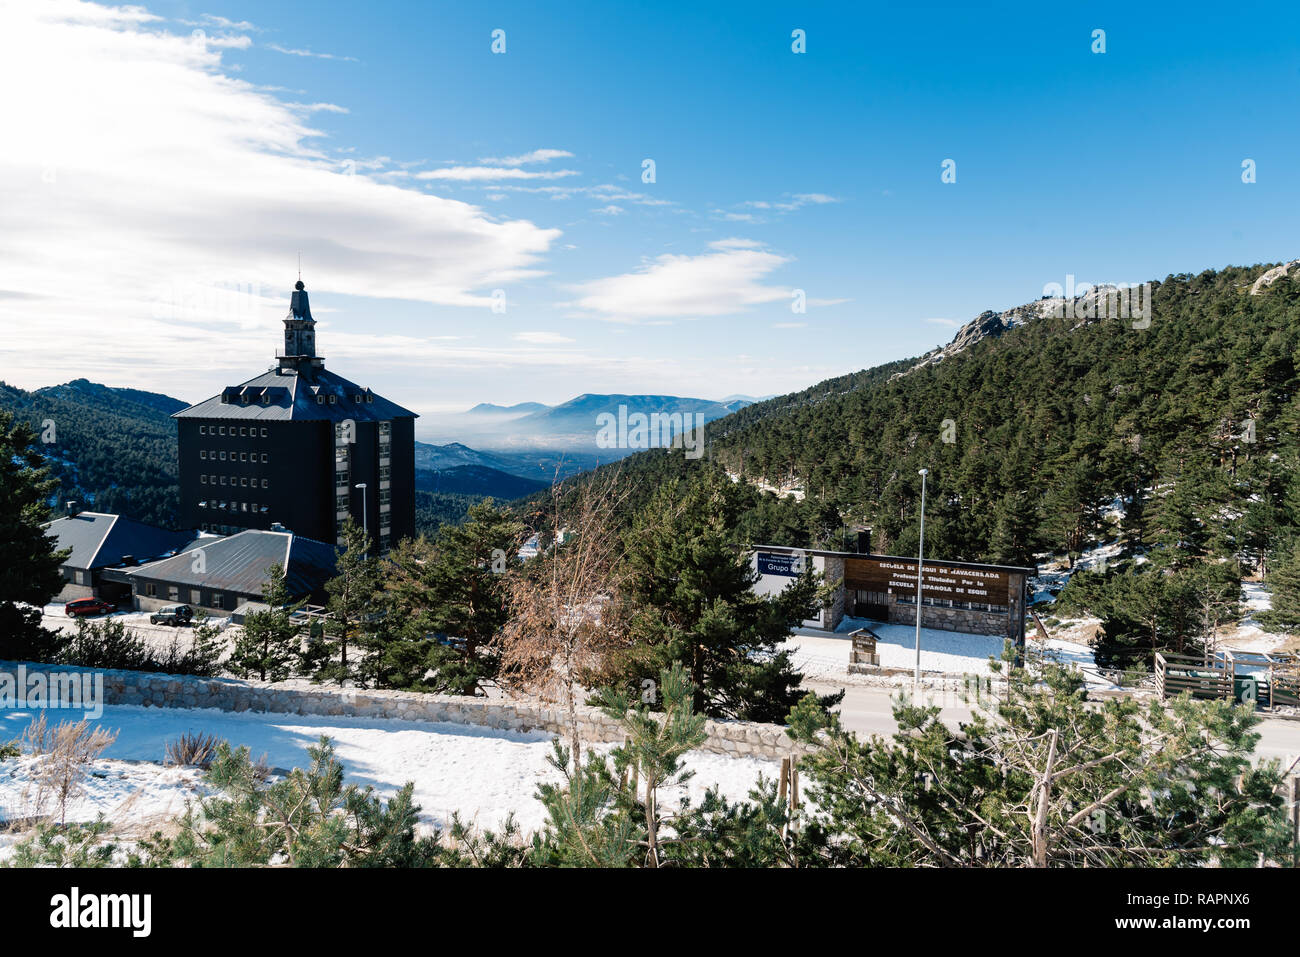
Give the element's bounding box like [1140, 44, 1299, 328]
[747, 545, 1034, 644]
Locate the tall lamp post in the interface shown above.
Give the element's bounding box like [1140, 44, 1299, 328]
[354, 482, 369, 558]
[914, 468, 928, 687]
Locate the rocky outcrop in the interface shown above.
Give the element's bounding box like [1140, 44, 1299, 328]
[1250, 259, 1300, 295]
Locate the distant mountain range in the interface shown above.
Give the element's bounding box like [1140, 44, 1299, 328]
[419, 393, 762, 450]
[2, 380, 765, 531]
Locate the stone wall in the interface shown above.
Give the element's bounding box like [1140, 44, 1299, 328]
[1, 661, 812, 762]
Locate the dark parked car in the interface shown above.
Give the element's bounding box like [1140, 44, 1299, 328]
[149, 604, 194, 626]
[64, 597, 117, 617]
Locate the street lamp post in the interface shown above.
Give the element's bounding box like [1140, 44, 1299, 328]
[354, 482, 368, 558]
[914, 468, 928, 687]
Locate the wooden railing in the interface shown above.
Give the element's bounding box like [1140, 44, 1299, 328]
[1154, 652, 1234, 703]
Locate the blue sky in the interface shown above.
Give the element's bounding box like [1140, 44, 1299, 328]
[2, 0, 1298, 434]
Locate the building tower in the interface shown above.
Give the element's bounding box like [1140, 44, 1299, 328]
[173, 280, 418, 551]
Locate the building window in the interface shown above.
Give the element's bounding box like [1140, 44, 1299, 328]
[260, 427, 268, 437]
[199, 425, 206, 435]
[219, 426, 226, 436]
[168, 586, 179, 601]
[212, 594, 224, 609]
[200, 475, 207, 485]
[220, 476, 227, 485]
[260, 452, 268, 463]
[219, 451, 226, 461]
[239, 477, 247, 487]
[328, 395, 337, 404]
[145, 583, 157, 597]
[316, 396, 324, 404]
[240, 452, 247, 462]
[200, 450, 207, 460]
[261, 479, 268, 489]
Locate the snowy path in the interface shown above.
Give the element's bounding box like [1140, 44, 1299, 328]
[0, 704, 779, 837]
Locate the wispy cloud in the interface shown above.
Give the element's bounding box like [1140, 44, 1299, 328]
[513, 331, 576, 344]
[267, 43, 357, 62]
[416, 166, 580, 182]
[479, 148, 574, 166]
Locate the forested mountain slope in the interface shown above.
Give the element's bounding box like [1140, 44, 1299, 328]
[556, 263, 1300, 575]
[708, 263, 1300, 567]
[0, 378, 182, 527]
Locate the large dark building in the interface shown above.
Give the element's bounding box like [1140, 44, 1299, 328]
[174, 281, 417, 551]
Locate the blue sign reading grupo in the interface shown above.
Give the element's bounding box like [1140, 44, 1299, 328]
[757, 552, 802, 577]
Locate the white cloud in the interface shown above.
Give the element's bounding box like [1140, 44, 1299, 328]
[416, 166, 580, 182]
[513, 331, 576, 344]
[479, 148, 574, 166]
[0, 1, 561, 390]
[267, 43, 357, 62]
[563, 239, 793, 322]
[924, 317, 961, 327]
[592, 205, 624, 215]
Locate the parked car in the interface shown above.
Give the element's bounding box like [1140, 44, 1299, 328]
[149, 604, 194, 626]
[64, 597, 117, 617]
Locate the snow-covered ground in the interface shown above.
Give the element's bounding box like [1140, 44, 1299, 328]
[39, 603, 234, 657]
[1215, 580, 1287, 654]
[0, 704, 779, 845]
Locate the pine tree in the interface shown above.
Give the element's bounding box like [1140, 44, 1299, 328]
[320, 519, 379, 684]
[228, 563, 301, 682]
[185, 610, 227, 677]
[617, 470, 840, 723]
[371, 501, 522, 694]
[0, 410, 69, 661]
[1257, 542, 1300, 635]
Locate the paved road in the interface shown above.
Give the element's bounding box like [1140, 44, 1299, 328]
[807, 679, 1300, 769]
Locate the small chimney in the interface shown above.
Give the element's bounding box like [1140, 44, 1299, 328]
[66, 500, 80, 517]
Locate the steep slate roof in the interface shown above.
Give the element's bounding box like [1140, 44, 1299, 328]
[172, 366, 417, 423]
[123, 528, 338, 598]
[43, 512, 195, 571]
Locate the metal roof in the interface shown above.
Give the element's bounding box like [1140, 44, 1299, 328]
[122, 528, 338, 598]
[43, 512, 195, 571]
[173, 365, 417, 422]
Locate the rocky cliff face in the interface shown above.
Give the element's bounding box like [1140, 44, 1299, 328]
[895, 300, 1054, 379]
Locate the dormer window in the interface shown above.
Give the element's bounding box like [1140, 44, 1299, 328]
[316, 395, 324, 404]
[328, 395, 337, 404]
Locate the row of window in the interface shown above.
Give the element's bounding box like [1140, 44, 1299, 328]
[316, 393, 374, 405]
[198, 501, 265, 513]
[143, 581, 229, 609]
[894, 593, 1009, 614]
[200, 424, 268, 438]
[201, 474, 269, 488]
[201, 450, 269, 463]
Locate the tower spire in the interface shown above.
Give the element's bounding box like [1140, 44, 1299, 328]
[280, 277, 320, 372]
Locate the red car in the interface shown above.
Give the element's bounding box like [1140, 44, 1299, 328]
[64, 597, 117, 617]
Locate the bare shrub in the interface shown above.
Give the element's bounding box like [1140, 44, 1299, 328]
[32, 719, 118, 825]
[498, 472, 635, 764]
[20, 712, 50, 755]
[165, 732, 221, 769]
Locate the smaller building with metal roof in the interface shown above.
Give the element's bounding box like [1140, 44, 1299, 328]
[42, 506, 196, 603]
[113, 527, 339, 615]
